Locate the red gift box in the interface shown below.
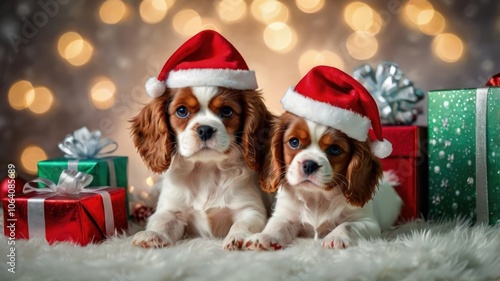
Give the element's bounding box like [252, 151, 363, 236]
[2, 187, 127, 245]
[380, 126, 428, 221]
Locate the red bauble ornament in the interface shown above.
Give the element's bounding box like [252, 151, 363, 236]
[1, 176, 26, 200]
[131, 203, 155, 224]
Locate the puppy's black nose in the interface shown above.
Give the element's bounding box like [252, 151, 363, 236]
[197, 125, 214, 141]
[302, 160, 320, 175]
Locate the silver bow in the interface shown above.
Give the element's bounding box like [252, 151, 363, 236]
[24, 169, 94, 194]
[353, 62, 425, 125]
[58, 127, 117, 159]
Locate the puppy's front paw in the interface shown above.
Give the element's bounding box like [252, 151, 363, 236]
[322, 225, 355, 249]
[243, 233, 284, 251]
[222, 233, 247, 251]
[132, 230, 173, 248]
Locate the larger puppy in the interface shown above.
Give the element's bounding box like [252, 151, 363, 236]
[244, 66, 402, 250]
[131, 31, 273, 250]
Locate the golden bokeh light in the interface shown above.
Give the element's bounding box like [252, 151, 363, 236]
[344, 2, 382, 35]
[57, 32, 82, 58]
[140, 0, 168, 24]
[8, 80, 34, 110]
[99, 0, 127, 24]
[432, 33, 464, 63]
[90, 77, 116, 110]
[21, 145, 47, 174]
[141, 191, 149, 199]
[346, 31, 378, 60]
[129, 186, 135, 193]
[173, 9, 202, 37]
[216, 0, 247, 23]
[57, 32, 93, 66]
[146, 177, 154, 187]
[404, 0, 434, 26]
[263, 22, 297, 53]
[418, 10, 445, 35]
[251, 0, 289, 24]
[26, 87, 54, 114]
[298, 50, 345, 76]
[296, 0, 324, 13]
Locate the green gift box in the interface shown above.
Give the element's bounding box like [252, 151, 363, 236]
[38, 156, 130, 216]
[37, 156, 128, 188]
[428, 87, 500, 225]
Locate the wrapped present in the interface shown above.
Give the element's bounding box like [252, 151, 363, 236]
[38, 127, 127, 188]
[37, 127, 129, 215]
[2, 170, 127, 245]
[380, 126, 428, 221]
[355, 62, 427, 221]
[427, 77, 500, 225]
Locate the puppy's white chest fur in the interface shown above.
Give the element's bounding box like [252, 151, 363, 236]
[158, 155, 260, 238]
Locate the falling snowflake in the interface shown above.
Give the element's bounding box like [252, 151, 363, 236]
[440, 179, 449, 188]
[442, 117, 449, 128]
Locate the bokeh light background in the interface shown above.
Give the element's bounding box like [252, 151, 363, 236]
[1, 0, 499, 205]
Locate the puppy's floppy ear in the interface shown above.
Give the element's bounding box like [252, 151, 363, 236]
[241, 90, 274, 172]
[130, 91, 174, 173]
[342, 139, 383, 207]
[259, 114, 289, 193]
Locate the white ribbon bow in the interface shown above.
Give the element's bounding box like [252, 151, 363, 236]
[58, 127, 118, 159]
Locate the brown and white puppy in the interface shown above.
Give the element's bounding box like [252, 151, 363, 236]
[131, 85, 274, 250]
[243, 66, 402, 250]
[243, 112, 401, 250]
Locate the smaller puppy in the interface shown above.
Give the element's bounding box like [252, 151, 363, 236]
[244, 66, 402, 250]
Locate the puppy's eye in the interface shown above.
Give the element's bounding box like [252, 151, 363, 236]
[220, 106, 233, 118]
[175, 106, 189, 118]
[288, 138, 300, 149]
[327, 145, 342, 156]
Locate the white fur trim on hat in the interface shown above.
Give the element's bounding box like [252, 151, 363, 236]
[370, 139, 392, 158]
[166, 68, 258, 90]
[281, 87, 371, 141]
[145, 77, 167, 98]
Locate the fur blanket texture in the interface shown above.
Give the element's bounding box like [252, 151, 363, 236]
[0, 216, 500, 281]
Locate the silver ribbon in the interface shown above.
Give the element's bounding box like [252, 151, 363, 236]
[475, 88, 489, 224]
[23, 169, 116, 240]
[58, 127, 117, 159]
[353, 62, 425, 125]
[59, 127, 118, 186]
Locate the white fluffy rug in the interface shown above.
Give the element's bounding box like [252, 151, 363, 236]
[1, 218, 500, 281]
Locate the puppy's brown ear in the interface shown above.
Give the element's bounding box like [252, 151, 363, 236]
[241, 90, 274, 172]
[259, 114, 289, 193]
[343, 140, 383, 207]
[130, 91, 174, 173]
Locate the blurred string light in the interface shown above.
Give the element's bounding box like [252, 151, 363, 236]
[140, 0, 174, 24]
[99, 0, 128, 24]
[146, 176, 154, 187]
[403, 0, 434, 27]
[295, 0, 324, 14]
[173, 9, 202, 37]
[251, 0, 289, 24]
[90, 77, 116, 110]
[432, 33, 464, 63]
[263, 22, 297, 53]
[298, 50, 344, 75]
[21, 145, 47, 174]
[345, 31, 378, 60]
[129, 185, 135, 193]
[26, 87, 54, 114]
[418, 10, 445, 35]
[8, 80, 34, 110]
[57, 32, 93, 66]
[216, 0, 247, 23]
[344, 2, 381, 35]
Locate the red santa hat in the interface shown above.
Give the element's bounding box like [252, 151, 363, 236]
[281, 65, 392, 158]
[146, 30, 258, 97]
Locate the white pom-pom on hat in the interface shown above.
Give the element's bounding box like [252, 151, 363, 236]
[370, 139, 393, 159]
[145, 77, 166, 98]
